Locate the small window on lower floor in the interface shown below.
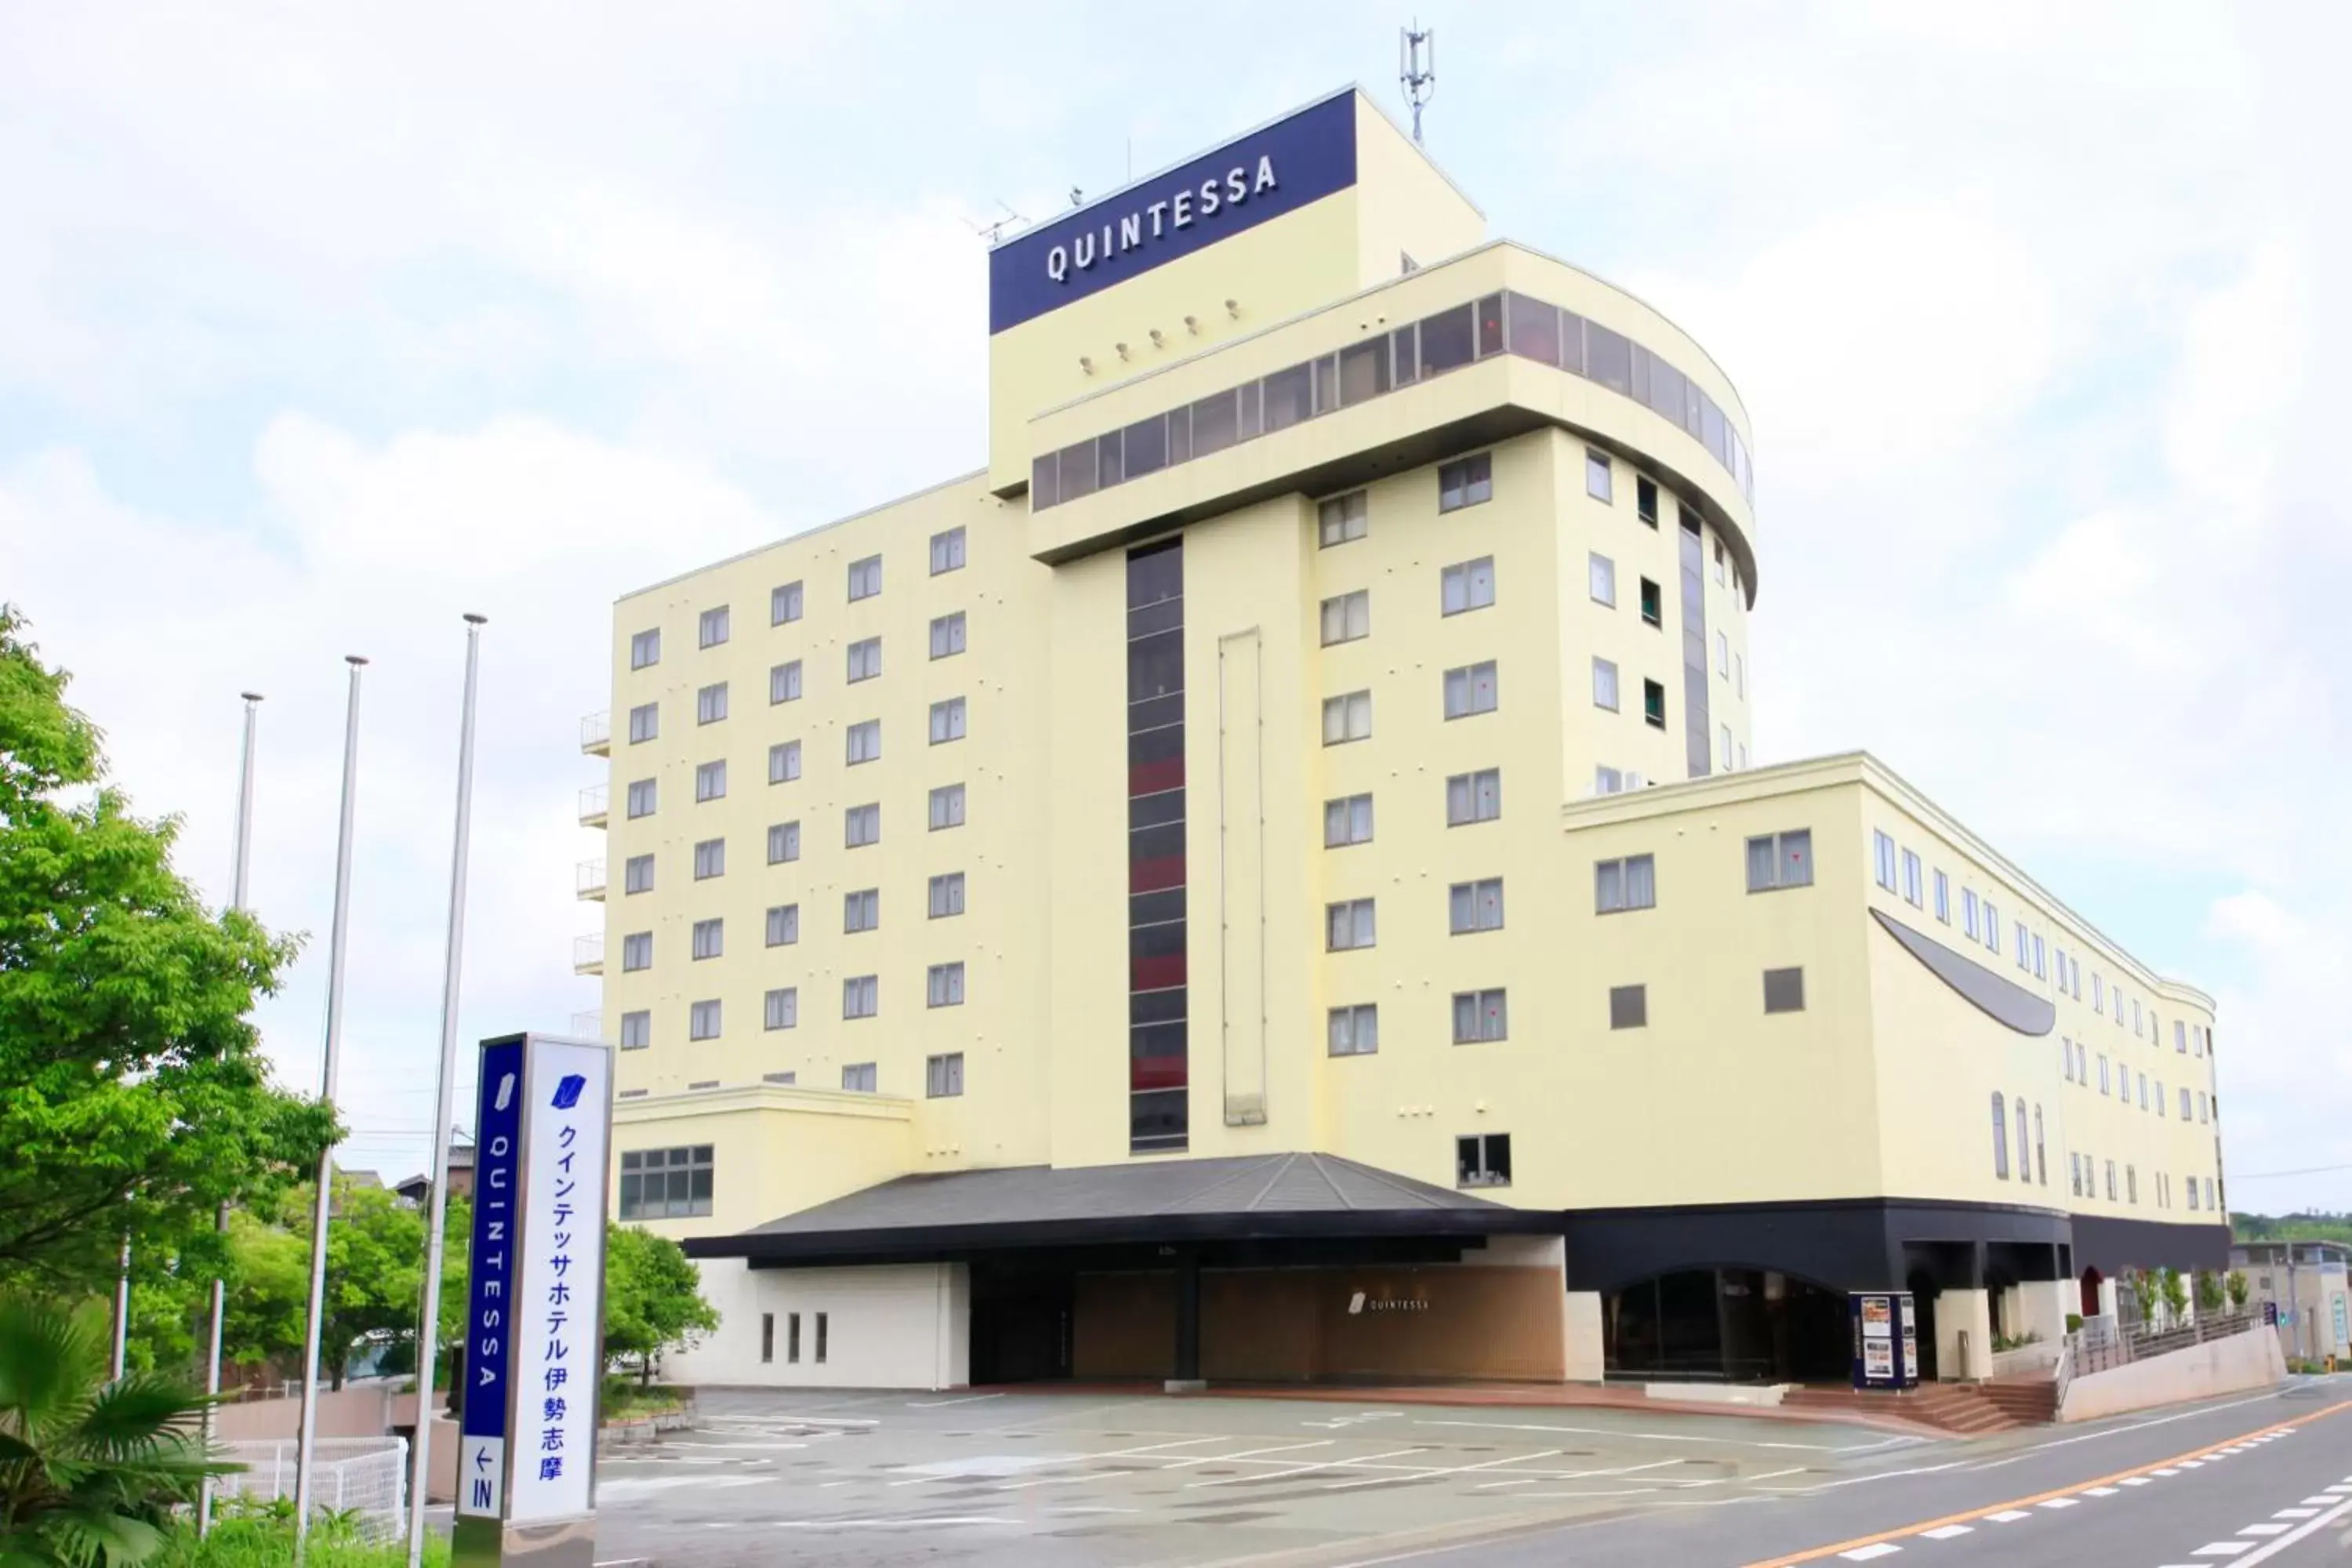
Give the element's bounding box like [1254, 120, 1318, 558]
[1762, 967, 1806, 1014]
[1609, 984, 1647, 1030]
[841, 1062, 877, 1093]
[1327, 1004, 1379, 1056]
[1451, 989, 1507, 1044]
[1456, 1132, 1512, 1189]
[926, 1052, 964, 1098]
[761, 1312, 774, 1364]
[619, 1009, 650, 1050]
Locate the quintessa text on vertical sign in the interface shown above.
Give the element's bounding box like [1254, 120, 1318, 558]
[456, 1035, 615, 1526]
[986, 90, 1359, 334]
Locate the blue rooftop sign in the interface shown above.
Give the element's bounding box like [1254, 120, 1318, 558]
[989, 93, 1359, 335]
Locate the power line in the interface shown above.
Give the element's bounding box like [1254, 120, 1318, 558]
[2227, 1162, 2352, 1180]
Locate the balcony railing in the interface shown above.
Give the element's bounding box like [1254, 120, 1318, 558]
[577, 784, 608, 828]
[581, 711, 611, 756]
[572, 933, 604, 975]
[577, 858, 606, 900]
[568, 1009, 604, 1041]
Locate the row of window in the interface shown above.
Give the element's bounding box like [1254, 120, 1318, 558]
[626, 528, 969, 671]
[627, 617, 971, 743]
[1871, 829, 2207, 1060]
[1588, 549, 1746, 699]
[2060, 1037, 2215, 1123]
[1026, 286, 1755, 514]
[626, 791, 967, 868]
[619, 873, 968, 978]
[760, 1309, 828, 1366]
[2065, 1152, 2216, 1213]
[1316, 557, 1497, 635]
[1989, 1092, 2049, 1186]
[1326, 967, 1803, 1053]
[624, 965, 966, 1047]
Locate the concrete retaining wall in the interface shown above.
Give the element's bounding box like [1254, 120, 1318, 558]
[2059, 1324, 2287, 1423]
[213, 1383, 396, 1442]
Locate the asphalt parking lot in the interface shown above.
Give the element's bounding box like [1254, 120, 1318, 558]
[588, 1387, 1935, 1567]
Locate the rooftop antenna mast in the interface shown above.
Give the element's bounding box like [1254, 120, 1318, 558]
[966, 199, 1028, 245]
[1399, 22, 1436, 144]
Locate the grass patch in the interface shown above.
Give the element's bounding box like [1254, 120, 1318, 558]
[601, 1374, 688, 1423]
[154, 1504, 448, 1568]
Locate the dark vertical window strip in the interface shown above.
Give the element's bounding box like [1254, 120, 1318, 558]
[1679, 513, 1711, 779]
[1126, 537, 1187, 1153]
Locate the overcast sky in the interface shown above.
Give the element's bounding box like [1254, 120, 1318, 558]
[5, 2, 2345, 1212]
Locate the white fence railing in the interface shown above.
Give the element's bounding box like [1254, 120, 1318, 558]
[216, 1437, 408, 1540]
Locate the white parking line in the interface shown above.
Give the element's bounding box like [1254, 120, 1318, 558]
[1411, 1418, 1887, 1454]
[907, 1393, 1006, 1408]
[1187, 1446, 1428, 1491]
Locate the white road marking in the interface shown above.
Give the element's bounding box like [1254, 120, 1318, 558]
[1918, 1524, 1973, 1540]
[1162, 1439, 1334, 1470]
[2154, 1468, 2183, 1476]
[1958, 1391, 2288, 1472]
[1838, 1547, 1901, 1561]
[1984, 1509, 2031, 1522]
[1410, 1417, 1888, 1453]
[907, 1393, 1006, 1408]
[1322, 1446, 1568, 1491]
[2210, 1495, 2352, 1565]
[2038, 1497, 2079, 1508]
[2274, 1507, 2318, 1518]
[2239, 1523, 2291, 1536]
[2191, 1544, 2252, 1557]
[660, 1442, 807, 1450]
[1188, 1446, 1428, 1491]
[2123, 1476, 2154, 1486]
[2303, 1495, 2340, 1504]
[2180, 1459, 2207, 1468]
[2085, 1486, 2120, 1496]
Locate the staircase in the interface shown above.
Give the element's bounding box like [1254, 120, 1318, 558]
[1782, 1377, 2053, 1436]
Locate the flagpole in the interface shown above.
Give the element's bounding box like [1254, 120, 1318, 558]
[293, 656, 366, 1553]
[408, 615, 486, 1568]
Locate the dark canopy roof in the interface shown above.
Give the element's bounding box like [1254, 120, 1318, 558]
[684, 1152, 1555, 1264]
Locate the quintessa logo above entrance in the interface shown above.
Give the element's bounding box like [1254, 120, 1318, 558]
[988, 90, 1359, 335]
[1044, 157, 1281, 285]
[1347, 1291, 1432, 1316]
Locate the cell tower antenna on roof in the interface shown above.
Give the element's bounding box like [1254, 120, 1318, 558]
[966, 199, 1028, 245]
[1400, 21, 1436, 145]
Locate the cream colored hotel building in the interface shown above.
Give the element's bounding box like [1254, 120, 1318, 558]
[576, 89, 2230, 1389]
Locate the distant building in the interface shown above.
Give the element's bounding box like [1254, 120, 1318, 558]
[2230, 1240, 2350, 1363]
[392, 1130, 476, 1207]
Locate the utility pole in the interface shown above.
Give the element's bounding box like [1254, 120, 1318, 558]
[293, 656, 367, 1554]
[407, 615, 486, 1568]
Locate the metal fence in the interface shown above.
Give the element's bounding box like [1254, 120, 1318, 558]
[2067, 1308, 2259, 1379]
[216, 1437, 408, 1541]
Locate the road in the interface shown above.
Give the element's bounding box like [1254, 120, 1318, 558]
[582, 1377, 2352, 1568]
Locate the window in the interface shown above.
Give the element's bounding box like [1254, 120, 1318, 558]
[619, 1010, 649, 1050]
[761, 1313, 774, 1364]
[1440, 557, 1496, 615]
[929, 783, 967, 830]
[767, 820, 800, 864]
[2180, 1086, 2191, 1119]
[1323, 690, 1373, 744]
[624, 854, 654, 895]
[1873, 831, 1897, 891]
[930, 612, 967, 659]
[1608, 983, 1647, 1030]
[1446, 768, 1501, 826]
[1595, 855, 1657, 913]
[815, 1312, 828, 1364]
[699, 606, 729, 648]
[628, 702, 659, 743]
[1635, 474, 1657, 526]
[2069, 1152, 2082, 1196]
[1329, 1004, 1380, 1056]
[2137, 1072, 2149, 1109]
[1639, 578, 1663, 627]
[930, 526, 966, 575]
[691, 918, 723, 960]
[842, 976, 878, 1019]
[2132, 997, 2143, 1034]
[1592, 657, 1621, 711]
[1642, 679, 1666, 728]
[1713, 539, 1727, 586]
[2187, 1176, 2200, 1211]
[846, 718, 881, 764]
[840, 1062, 877, 1092]
[695, 760, 725, 802]
[630, 629, 660, 670]
[1327, 898, 1377, 951]
[2127, 1165, 2139, 1205]
[620, 932, 652, 971]
[1763, 967, 1806, 1013]
[844, 888, 879, 932]
[1443, 660, 1498, 718]
[692, 837, 725, 880]
[695, 681, 728, 725]
[688, 999, 721, 1040]
[1735, 652, 1746, 697]
[1320, 590, 1370, 645]
[1435, 989, 1506, 1045]
[1439, 452, 1492, 511]
[1589, 553, 1617, 606]
[2092, 973, 2104, 1013]
[845, 802, 880, 847]
[2156, 1078, 2167, 1117]
[1982, 902, 2000, 952]
[768, 740, 801, 784]
[928, 872, 965, 918]
[618, 1145, 713, 1221]
[847, 636, 882, 682]
[1902, 850, 1923, 907]
[763, 987, 797, 1031]
[626, 778, 657, 818]
[1457, 1132, 1512, 1189]
[1324, 793, 1374, 847]
[1448, 877, 1504, 934]
[765, 903, 799, 946]
[927, 1052, 965, 1097]
[847, 554, 882, 601]
[771, 580, 803, 625]
[2033, 933, 2047, 979]
[1746, 829, 1813, 891]
[929, 696, 967, 743]
[1318, 490, 1368, 546]
[1584, 448, 1613, 502]
[1716, 629, 1730, 677]
[927, 962, 965, 1008]
[769, 660, 802, 704]
[2099, 1054, 2111, 1094]
[2017, 1100, 2031, 1181]
[1991, 1092, 2010, 1179]
[1595, 765, 1624, 795]
[2016, 923, 2031, 970]
[1962, 887, 1980, 938]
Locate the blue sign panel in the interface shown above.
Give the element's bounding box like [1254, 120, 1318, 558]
[989, 92, 1359, 334]
[456, 1036, 525, 1513]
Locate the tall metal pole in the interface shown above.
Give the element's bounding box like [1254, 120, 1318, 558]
[200, 692, 264, 1537]
[109, 1236, 131, 1379]
[293, 657, 367, 1551]
[408, 615, 486, 1568]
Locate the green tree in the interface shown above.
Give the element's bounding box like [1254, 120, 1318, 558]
[2227, 1270, 2251, 1312]
[0, 1294, 230, 1566]
[2127, 1268, 2159, 1327]
[600, 1225, 719, 1387]
[2194, 1269, 2224, 1314]
[0, 607, 334, 1295]
[2159, 1266, 2189, 1326]
[219, 1210, 308, 1381]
